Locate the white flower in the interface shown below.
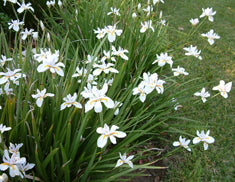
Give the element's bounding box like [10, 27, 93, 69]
[96, 124, 126, 148]
[172, 66, 189, 76]
[153, 0, 164, 5]
[143, 5, 153, 16]
[20, 28, 34, 40]
[60, 93, 82, 110]
[137, 3, 141, 10]
[115, 152, 134, 168]
[159, 19, 166, 26]
[8, 19, 24, 32]
[132, 12, 137, 18]
[46, 0, 55, 8]
[114, 101, 123, 115]
[32, 89, 54, 107]
[104, 25, 122, 42]
[40, 20, 45, 31]
[111, 46, 129, 60]
[107, 7, 120, 16]
[0, 82, 13, 96]
[194, 88, 210, 103]
[142, 72, 165, 94]
[133, 82, 147, 102]
[200, 7, 216, 22]
[3, 0, 17, 6]
[0, 55, 13, 66]
[33, 48, 57, 63]
[193, 130, 215, 150]
[17, 1, 34, 13]
[37, 52, 65, 76]
[173, 136, 191, 152]
[0, 68, 25, 85]
[190, 18, 199, 26]
[212, 80, 232, 99]
[85, 84, 114, 113]
[201, 29, 220, 45]
[101, 50, 116, 62]
[58, 0, 62, 8]
[183, 45, 202, 60]
[0, 124, 11, 134]
[84, 54, 99, 65]
[93, 62, 118, 76]
[0, 173, 8, 181]
[140, 20, 154, 33]
[18, 162, 35, 178]
[47, 32, 51, 42]
[32, 32, 38, 40]
[9, 143, 23, 157]
[94, 27, 106, 39]
[81, 83, 93, 99]
[152, 52, 173, 67]
[72, 67, 87, 78]
[0, 150, 26, 177]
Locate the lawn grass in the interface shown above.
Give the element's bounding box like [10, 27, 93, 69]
[160, 0, 235, 181]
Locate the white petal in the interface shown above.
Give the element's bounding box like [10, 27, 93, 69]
[37, 64, 49, 72]
[94, 101, 102, 113]
[109, 135, 117, 144]
[126, 155, 134, 161]
[193, 137, 201, 144]
[173, 141, 180, 147]
[108, 33, 116, 42]
[73, 102, 82, 109]
[0, 77, 8, 84]
[205, 136, 215, 144]
[55, 67, 64, 76]
[0, 163, 9, 171]
[102, 97, 114, 108]
[97, 135, 108, 148]
[60, 103, 67, 110]
[127, 161, 134, 168]
[225, 82, 232, 92]
[36, 98, 43, 107]
[139, 94, 146, 102]
[85, 100, 95, 113]
[203, 142, 208, 150]
[113, 131, 126, 138]
[96, 127, 104, 134]
[93, 69, 102, 76]
[115, 159, 124, 168]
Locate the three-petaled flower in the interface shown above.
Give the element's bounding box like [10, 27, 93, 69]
[96, 124, 126, 148]
[212, 80, 232, 99]
[37, 52, 65, 76]
[173, 136, 191, 152]
[152, 52, 173, 67]
[115, 152, 134, 168]
[140, 20, 154, 33]
[194, 88, 210, 103]
[84, 84, 114, 113]
[32, 89, 54, 107]
[201, 29, 220, 45]
[199, 7, 216, 22]
[60, 93, 82, 110]
[193, 130, 215, 150]
[0, 150, 26, 177]
[172, 66, 189, 76]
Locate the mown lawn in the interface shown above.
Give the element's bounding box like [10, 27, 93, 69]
[160, 0, 235, 181]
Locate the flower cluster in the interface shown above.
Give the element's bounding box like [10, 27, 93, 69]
[173, 130, 215, 151]
[0, 144, 35, 178]
[133, 72, 165, 102]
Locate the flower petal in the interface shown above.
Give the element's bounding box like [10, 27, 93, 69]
[97, 135, 108, 148]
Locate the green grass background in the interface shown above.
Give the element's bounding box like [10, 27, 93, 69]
[161, 0, 235, 181]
